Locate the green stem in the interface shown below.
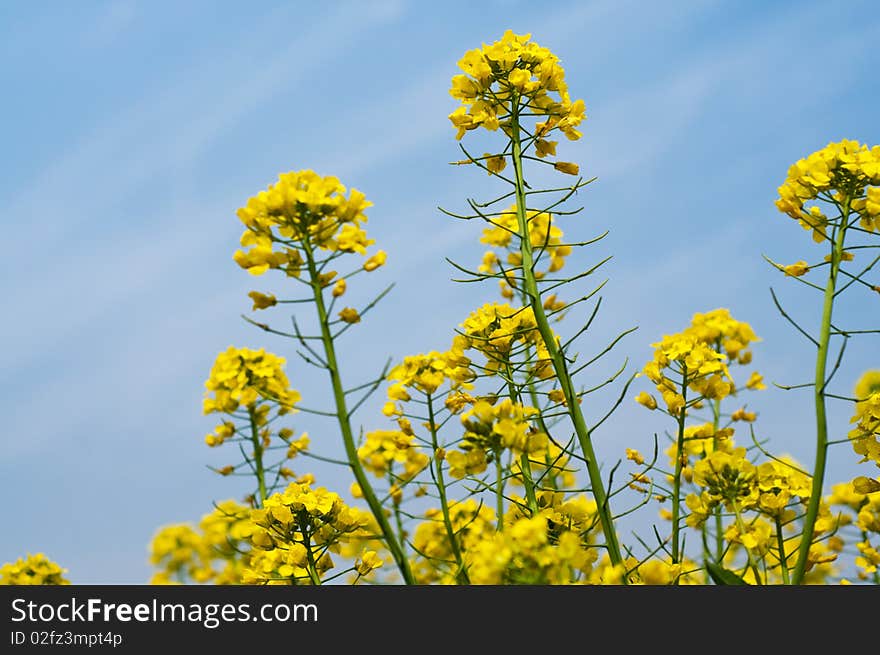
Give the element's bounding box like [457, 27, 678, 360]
[302, 236, 415, 584]
[426, 394, 469, 583]
[495, 452, 505, 531]
[504, 363, 538, 515]
[775, 516, 790, 585]
[671, 371, 688, 565]
[300, 523, 322, 586]
[731, 500, 762, 584]
[710, 397, 724, 564]
[508, 104, 624, 568]
[791, 197, 849, 584]
[248, 407, 267, 506]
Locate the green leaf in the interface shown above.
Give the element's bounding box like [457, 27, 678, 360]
[706, 562, 749, 585]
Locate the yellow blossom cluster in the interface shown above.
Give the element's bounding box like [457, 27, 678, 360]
[448, 30, 586, 143]
[233, 169, 386, 276]
[510, 441, 578, 490]
[357, 429, 429, 481]
[504, 491, 599, 538]
[385, 348, 474, 400]
[203, 346, 301, 418]
[624, 557, 701, 585]
[149, 500, 253, 585]
[0, 553, 69, 585]
[854, 497, 880, 577]
[243, 481, 374, 584]
[685, 448, 757, 525]
[775, 139, 880, 242]
[460, 398, 547, 456]
[685, 308, 760, 366]
[411, 500, 497, 583]
[459, 303, 554, 378]
[850, 371, 880, 469]
[465, 515, 596, 584]
[663, 422, 735, 482]
[827, 480, 880, 580]
[638, 332, 733, 415]
[686, 450, 813, 526]
[478, 206, 572, 300]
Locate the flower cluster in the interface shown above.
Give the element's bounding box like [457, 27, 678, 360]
[775, 139, 880, 242]
[460, 398, 547, 456]
[686, 308, 760, 366]
[203, 346, 301, 419]
[234, 170, 386, 277]
[459, 303, 553, 378]
[851, 371, 880, 469]
[686, 451, 813, 525]
[685, 448, 758, 525]
[638, 333, 733, 415]
[385, 349, 475, 401]
[411, 500, 496, 584]
[243, 481, 375, 584]
[357, 429, 429, 481]
[465, 515, 596, 584]
[478, 206, 572, 300]
[448, 30, 585, 143]
[0, 553, 69, 585]
[149, 501, 253, 585]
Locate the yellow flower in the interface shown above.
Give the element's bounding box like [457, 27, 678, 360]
[448, 30, 586, 145]
[783, 261, 810, 277]
[364, 250, 387, 271]
[203, 346, 301, 416]
[635, 391, 657, 410]
[626, 448, 645, 465]
[535, 139, 557, 158]
[235, 170, 376, 272]
[484, 153, 507, 174]
[746, 371, 767, 390]
[1, 553, 70, 586]
[247, 291, 277, 311]
[332, 278, 347, 297]
[338, 308, 361, 324]
[731, 407, 757, 422]
[775, 139, 880, 240]
[553, 161, 579, 175]
[355, 550, 383, 576]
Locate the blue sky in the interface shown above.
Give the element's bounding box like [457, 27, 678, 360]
[1, 0, 878, 583]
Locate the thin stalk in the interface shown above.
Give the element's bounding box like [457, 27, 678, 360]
[508, 104, 624, 567]
[711, 398, 724, 563]
[671, 371, 689, 565]
[496, 452, 505, 532]
[791, 196, 849, 584]
[300, 524, 322, 586]
[775, 516, 791, 585]
[248, 407, 267, 505]
[504, 363, 538, 515]
[427, 393, 470, 583]
[302, 235, 415, 584]
[732, 500, 762, 584]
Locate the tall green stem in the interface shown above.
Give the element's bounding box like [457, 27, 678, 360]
[671, 371, 689, 565]
[495, 453, 505, 532]
[248, 407, 267, 506]
[508, 106, 624, 567]
[732, 500, 762, 584]
[791, 197, 849, 584]
[302, 237, 415, 584]
[427, 394, 469, 583]
[299, 522, 322, 586]
[775, 516, 790, 585]
[504, 363, 538, 515]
